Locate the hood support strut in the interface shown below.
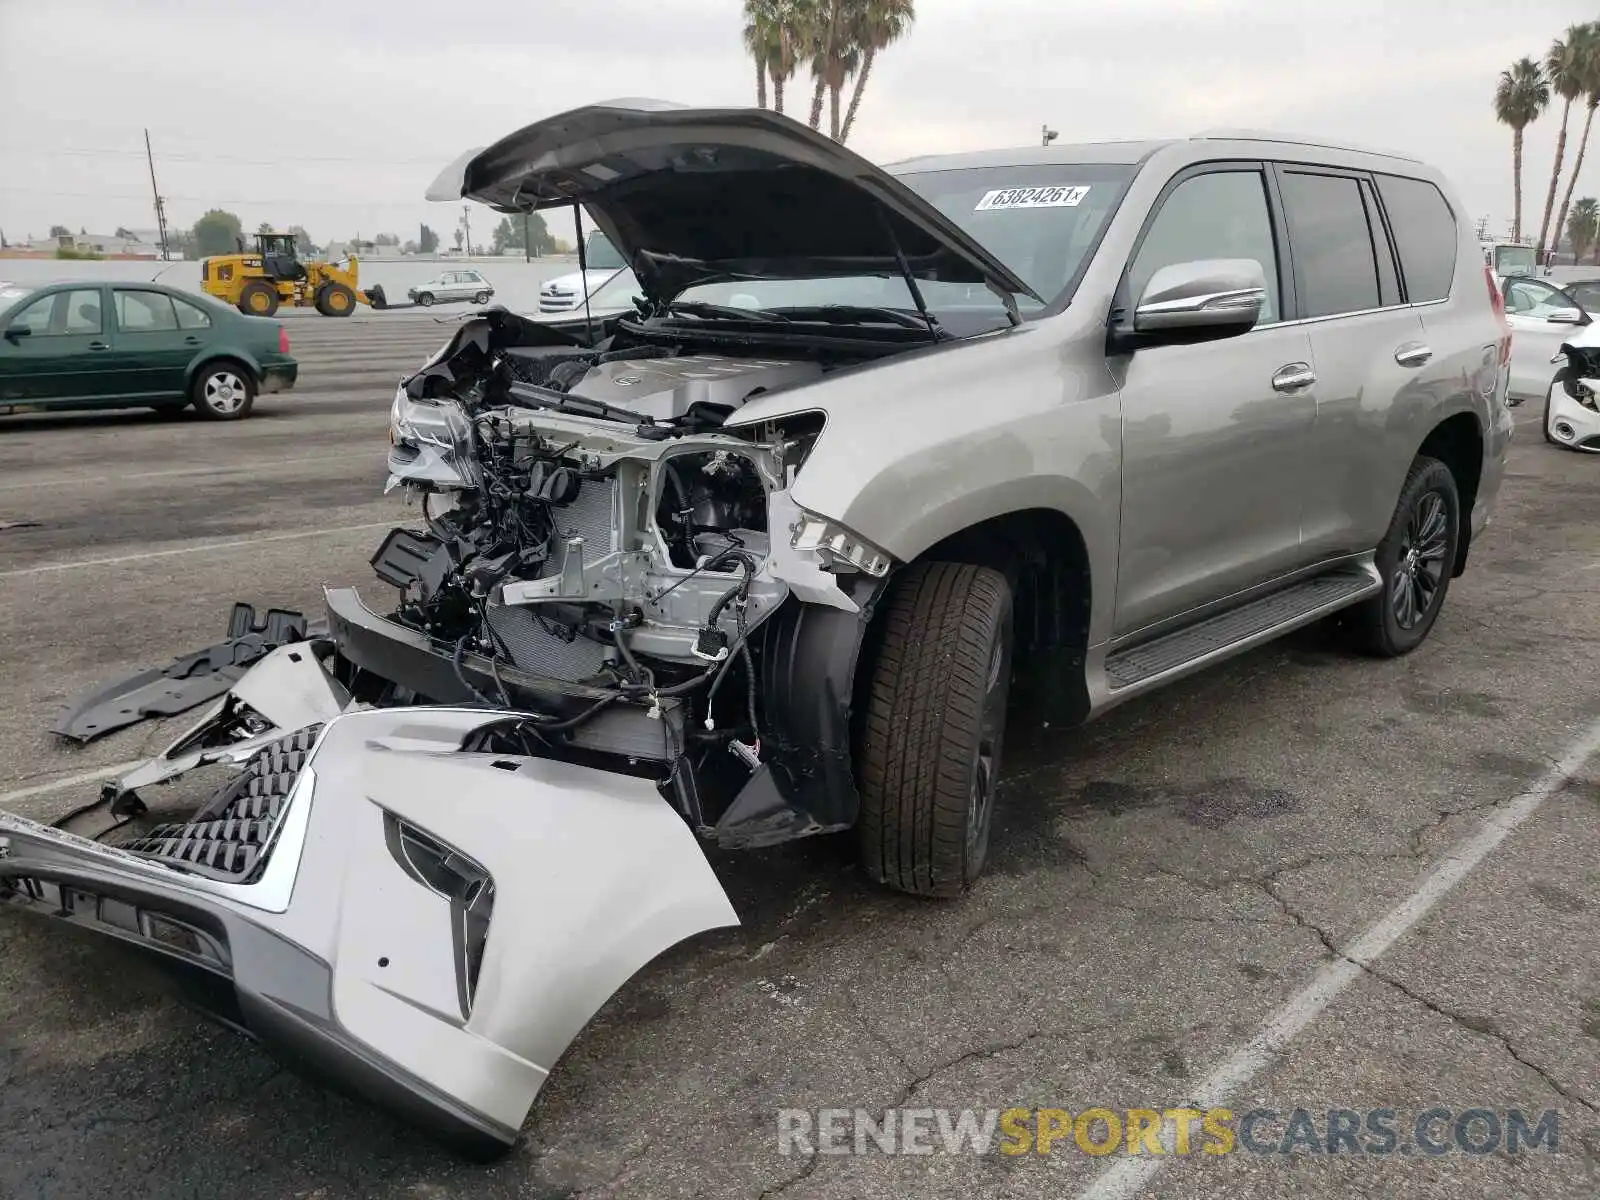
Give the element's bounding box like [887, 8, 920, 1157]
[876, 205, 939, 342]
[573, 204, 596, 345]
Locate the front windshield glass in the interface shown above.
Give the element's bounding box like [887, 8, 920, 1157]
[1495, 245, 1537, 276]
[673, 162, 1135, 321]
[584, 231, 626, 271]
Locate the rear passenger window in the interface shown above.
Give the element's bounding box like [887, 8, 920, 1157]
[115, 290, 178, 332]
[1127, 169, 1281, 324]
[1374, 174, 1457, 302]
[1278, 171, 1380, 318]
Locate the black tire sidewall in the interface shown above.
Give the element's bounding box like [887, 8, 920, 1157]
[1372, 459, 1459, 654]
[473, 291, 489, 304]
[418, 293, 434, 306]
[964, 591, 1014, 883]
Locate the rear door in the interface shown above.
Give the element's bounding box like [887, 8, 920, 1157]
[0, 287, 115, 403]
[1272, 165, 1433, 561]
[110, 288, 191, 398]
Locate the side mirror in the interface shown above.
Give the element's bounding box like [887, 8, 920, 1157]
[1548, 308, 1586, 325]
[1114, 258, 1268, 351]
[3, 324, 31, 342]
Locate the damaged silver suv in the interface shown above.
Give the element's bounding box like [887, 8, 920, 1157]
[1, 101, 1514, 1156]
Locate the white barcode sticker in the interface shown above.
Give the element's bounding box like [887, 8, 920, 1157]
[975, 185, 1090, 211]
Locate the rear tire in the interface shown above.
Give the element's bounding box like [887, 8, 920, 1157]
[855, 562, 1014, 898]
[238, 281, 279, 318]
[190, 360, 256, 421]
[1347, 456, 1459, 657]
[315, 282, 356, 317]
[416, 292, 435, 307]
[473, 291, 490, 304]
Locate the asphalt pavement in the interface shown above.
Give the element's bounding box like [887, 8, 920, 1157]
[0, 321, 1597, 1200]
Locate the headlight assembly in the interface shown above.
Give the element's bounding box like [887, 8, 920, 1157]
[387, 388, 481, 490]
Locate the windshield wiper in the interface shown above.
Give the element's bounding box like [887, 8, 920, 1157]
[770, 304, 947, 335]
[664, 300, 792, 323]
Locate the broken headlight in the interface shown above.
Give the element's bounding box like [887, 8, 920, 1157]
[790, 511, 892, 577]
[387, 388, 482, 490]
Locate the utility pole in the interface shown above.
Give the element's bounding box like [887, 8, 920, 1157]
[461, 205, 473, 257]
[145, 128, 171, 261]
[1041, 124, 1059, 148]
[524, 212, 531, 263]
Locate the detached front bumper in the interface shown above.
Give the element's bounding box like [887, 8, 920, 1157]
[0, 707, 738, 1157]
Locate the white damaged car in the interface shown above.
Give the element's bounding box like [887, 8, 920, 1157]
[1545, 317, 1600, 452]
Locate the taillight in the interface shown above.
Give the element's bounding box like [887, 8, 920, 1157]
[278, 326, 290, 354]
[1485, 265, 1512, 366]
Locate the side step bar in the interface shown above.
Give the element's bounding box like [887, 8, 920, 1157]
[1104, 564, 1381, 692]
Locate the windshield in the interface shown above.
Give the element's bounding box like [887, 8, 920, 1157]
[584, 231, 626, 271]
[1495, 245, 1537, 276]
[674, 162, 1135, 321]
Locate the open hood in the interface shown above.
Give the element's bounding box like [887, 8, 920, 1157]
[426, 99, 1041, 305]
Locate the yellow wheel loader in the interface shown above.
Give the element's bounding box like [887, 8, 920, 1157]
[200, 233, 379, 318]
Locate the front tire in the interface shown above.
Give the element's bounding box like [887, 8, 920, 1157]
[855, 562, 1014, 898]
[416, 292, 435, 307]
[190, 361, 256, 421]
[315, 282, 356, 317]
[1348, 456, 1459, 657]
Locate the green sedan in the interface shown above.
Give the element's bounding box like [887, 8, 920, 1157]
[0, 280, 298, 421]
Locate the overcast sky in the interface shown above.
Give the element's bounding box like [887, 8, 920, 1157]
[1, 0, 1595, 245]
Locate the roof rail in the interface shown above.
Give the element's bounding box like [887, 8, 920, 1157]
[1189, 128, 1422, 164]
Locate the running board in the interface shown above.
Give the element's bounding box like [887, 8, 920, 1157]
[1104, 565, 1381, 691]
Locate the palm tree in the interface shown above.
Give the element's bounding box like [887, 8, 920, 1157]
[743, 0, 777, 109]
[1567, 196, 1599, 263]
[1552, 24, 1600, 264]
[1496, 57, 1550, 242]
[765, 0, 810, 115]
[1537, 27, 1592, 252]
[806, 0, 857, 136]
[839, 0, 915, 144]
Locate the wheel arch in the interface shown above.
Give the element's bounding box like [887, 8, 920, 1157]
[186, 350, 261, 390]
[1415, 410, 1483, 577]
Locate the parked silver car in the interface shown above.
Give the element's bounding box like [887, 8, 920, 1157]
[407, 268, 495, 307]
[2, 101, 1515, 1157]
[537, 231, 630, 313]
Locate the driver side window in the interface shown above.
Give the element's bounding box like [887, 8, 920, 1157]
[1128, 169, 1281, 325]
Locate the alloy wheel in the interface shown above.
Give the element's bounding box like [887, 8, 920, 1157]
[1390, 490, 1449, 630]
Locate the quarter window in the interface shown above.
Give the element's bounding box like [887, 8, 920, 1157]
[174, 297, 212, 329]
[1127, 169, 1281, 324]
[1374, 174, 1457, 302]
[115, 290, 179, 332]
[1278, 171, 1381, 318]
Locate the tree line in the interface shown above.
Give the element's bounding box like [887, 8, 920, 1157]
[742, 0, 915, 143]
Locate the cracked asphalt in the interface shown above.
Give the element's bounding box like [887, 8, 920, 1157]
[1, 317, 1597, 1199]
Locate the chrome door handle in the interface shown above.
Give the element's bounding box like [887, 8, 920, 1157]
[87, 341, 108, 351]
[1271, 362, 1316, 392]
[1395, 342, 1433, 367]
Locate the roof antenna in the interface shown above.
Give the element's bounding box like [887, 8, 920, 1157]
[573, 204, 595, 346]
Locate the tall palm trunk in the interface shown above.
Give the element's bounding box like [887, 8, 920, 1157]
[809, 75, 826, 129]
[772, 73, 785, 114]
[1513, 127, 1526, 241]
[755, 57, 768, 109]
[828, 83, 842, 138]
[839, 48, 876, 143]
[1554, 99, 1598, 262]
[1538, 97, 1573, 249]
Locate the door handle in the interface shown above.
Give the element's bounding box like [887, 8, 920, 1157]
[1271, 362, 1317, 392]
[1394, 342, 1433, 368]
[184, 335, 202, 345]
[87, 341, 108, 351]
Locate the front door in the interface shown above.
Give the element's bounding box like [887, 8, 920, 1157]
[1113, 164, 1316, 637]
[1501, 276, 1588, 400]
[0, 287, 115, 403]
[109, 288, 192, 398]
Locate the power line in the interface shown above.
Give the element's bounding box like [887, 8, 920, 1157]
[0, 184, 475, 209]
[14, 146, 454, 168]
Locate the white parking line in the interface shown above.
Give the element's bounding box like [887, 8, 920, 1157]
[1077, 711, 1600, 1200]
[0, 521, 395, 578]
[0, 759, 143, 807]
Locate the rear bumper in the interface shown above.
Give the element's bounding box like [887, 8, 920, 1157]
[1, 706, 738, 1157]
[261, 362, 298, 394]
